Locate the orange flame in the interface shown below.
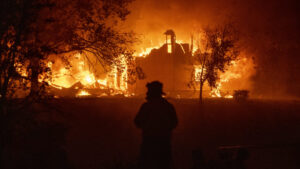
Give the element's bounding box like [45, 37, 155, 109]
[76, 90, 91, 97]
[49, 53, 128, 96]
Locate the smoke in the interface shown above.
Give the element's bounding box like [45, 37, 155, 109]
[125, 0, 300, 99]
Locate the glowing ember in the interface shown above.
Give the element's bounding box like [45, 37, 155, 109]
[224, 95, 233, 99]
[76, 90, 91, 97]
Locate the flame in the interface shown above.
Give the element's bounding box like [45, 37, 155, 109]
[194, 66, 205, 81]
[81, 72, 96, 85]
[49, 53, 128, 96]
[47, 38, 253, 99]
[135, 40, 196, 57]
[51, 67, 74, 88]
[138, 47, 155, 57]
[194, 57, 253, 98]
[210, 83, 222, 98]
[135, 42, 165, 57]
[224, 95, 233, 99]
[76, 90, 91, 97]
[97, 79, 107, 86]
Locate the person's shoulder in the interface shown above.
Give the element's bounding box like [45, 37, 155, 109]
[162, 98, 174, 107]
[141, 101, 151, 108]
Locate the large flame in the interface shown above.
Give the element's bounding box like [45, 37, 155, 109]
[47, 38, 254, 98]
[49, 53, 128, 97]
[209, 57, 253, 98]
[193, 57, 253, 98]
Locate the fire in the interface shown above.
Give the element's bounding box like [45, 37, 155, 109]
[135, 43, 164, 57]
[76, 90, 91, 97]
[224, 95, 233, 99]
[208, 57, 253, 98]
[47, 35, 253, 99]
[49, 53, 129, 97]
[210, 83, 222, 98]
[97, 79, 107, 86]
[193, 57, 253, 99]
[138, 47, 155, 57]
[194, 66, 205, 81]
[51, 67, 74, 88]
[81, 72, 96, 85]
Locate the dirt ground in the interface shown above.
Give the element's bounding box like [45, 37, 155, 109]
[3, 98, 300, 169]
[39, 98, 300, 169]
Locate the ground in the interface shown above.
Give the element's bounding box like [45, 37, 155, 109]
[2, 98, 300, 169]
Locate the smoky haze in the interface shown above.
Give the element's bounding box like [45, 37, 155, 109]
[124, 0, 300, 99]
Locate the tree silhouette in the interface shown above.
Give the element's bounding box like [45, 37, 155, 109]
[0, 1, 134, 166]
[191, 23, 239, 103]
[0, 0, 134, 101]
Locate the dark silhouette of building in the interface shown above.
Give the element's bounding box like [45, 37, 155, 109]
[134, 81, 178, 169]
[134, 30, 193, 98]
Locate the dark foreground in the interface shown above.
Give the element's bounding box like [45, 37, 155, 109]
[2, 98, 300, 169]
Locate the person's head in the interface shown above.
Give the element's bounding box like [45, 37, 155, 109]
[146, 81, 165, 100]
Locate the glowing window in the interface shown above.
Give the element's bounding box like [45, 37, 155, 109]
[168, 44, 172, 53]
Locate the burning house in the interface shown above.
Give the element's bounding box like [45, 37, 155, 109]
[46, 29, 253, 99]
[48, 53, 129, 98]
[134, 30, 194, 98]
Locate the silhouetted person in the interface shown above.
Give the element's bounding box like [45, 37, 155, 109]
[135, 81, 178, 169]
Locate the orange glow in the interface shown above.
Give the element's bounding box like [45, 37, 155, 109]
[167, 44, 172, 53]
[76, 90, 91, 97]
[97, 79, 107, 86]
[47, 38, 253, 98]
[81, 72, 96, 86]
[136, 43, 164, 57]
[194, 66, 205, 82]
[193, 57, 253, 98]
[49, 53, 129, 96]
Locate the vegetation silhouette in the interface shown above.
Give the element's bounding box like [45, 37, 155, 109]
[0, 0, 134, 101]
[189, 23, 239, 103]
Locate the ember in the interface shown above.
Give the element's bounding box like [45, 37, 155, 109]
[76, 90, 91, 97]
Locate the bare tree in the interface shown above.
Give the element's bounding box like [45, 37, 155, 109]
[192, 23, 239, 103]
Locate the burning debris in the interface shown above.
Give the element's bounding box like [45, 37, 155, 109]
[48, 53, 129, 98]
[46, 30, 254, 99]
[134, 30, 254, 99]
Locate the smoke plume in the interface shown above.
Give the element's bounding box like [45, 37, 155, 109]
[125, 0, 300, 99]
